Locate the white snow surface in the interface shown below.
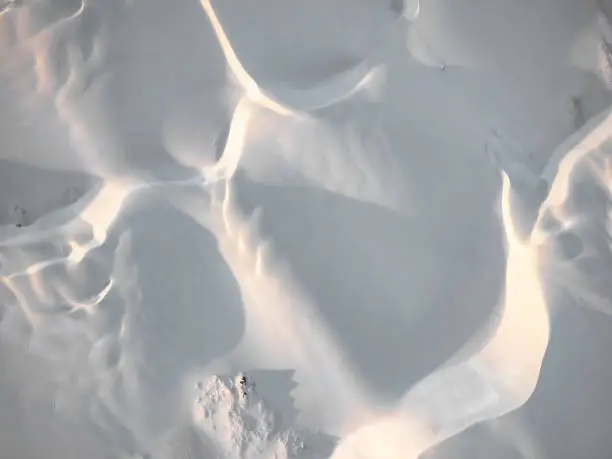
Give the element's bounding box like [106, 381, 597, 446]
[2, 0, 612, 458]
[192, 372, 334, 459]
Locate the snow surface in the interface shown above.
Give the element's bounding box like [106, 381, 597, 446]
[192, 372, 336, 459]
[2, 0, 612, 458]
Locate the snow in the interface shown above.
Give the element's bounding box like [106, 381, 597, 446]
[2, 0, 612, 458]
[192, 372, 335, 459]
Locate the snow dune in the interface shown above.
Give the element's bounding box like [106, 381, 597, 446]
[1, 0, 612, 458]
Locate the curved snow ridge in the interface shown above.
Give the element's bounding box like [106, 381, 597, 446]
[0, 180, 133, 261]
[532, 109, 612, 318]
[540, 107, 612, 210]
[202, 97, 254, 184]
[0, 180, 134, 335]
[332, 103, 612, 459]
[331, 170, 550, 459]
[199, 0, 385, 117]
[404, 169, 548, 435]
[260, 59, 383, 115]
[193, 373, 333, 459]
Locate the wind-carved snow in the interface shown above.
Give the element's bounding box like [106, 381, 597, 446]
[329, 168, 550, 459]
[198, 0, 392, 118]
[331, 104, 612, 459]
[1, 0, 612, 457]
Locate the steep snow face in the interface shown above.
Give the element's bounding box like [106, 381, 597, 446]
[192, 373, 336, 459]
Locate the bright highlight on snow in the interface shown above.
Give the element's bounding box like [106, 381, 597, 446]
[1, 0, 612, 458]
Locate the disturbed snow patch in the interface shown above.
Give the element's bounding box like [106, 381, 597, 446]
[193, 373, 336, 459]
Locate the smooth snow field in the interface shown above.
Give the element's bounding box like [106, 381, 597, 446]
[2, 0, 612, 458]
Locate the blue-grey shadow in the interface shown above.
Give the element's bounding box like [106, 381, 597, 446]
[233, 175, 505, 401]
[108, 190, 245, 431]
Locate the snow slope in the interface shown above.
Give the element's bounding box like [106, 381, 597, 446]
[2, 0, 612, 458]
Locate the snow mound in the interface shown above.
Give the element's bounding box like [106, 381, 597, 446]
[193, 373, 335, 459]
